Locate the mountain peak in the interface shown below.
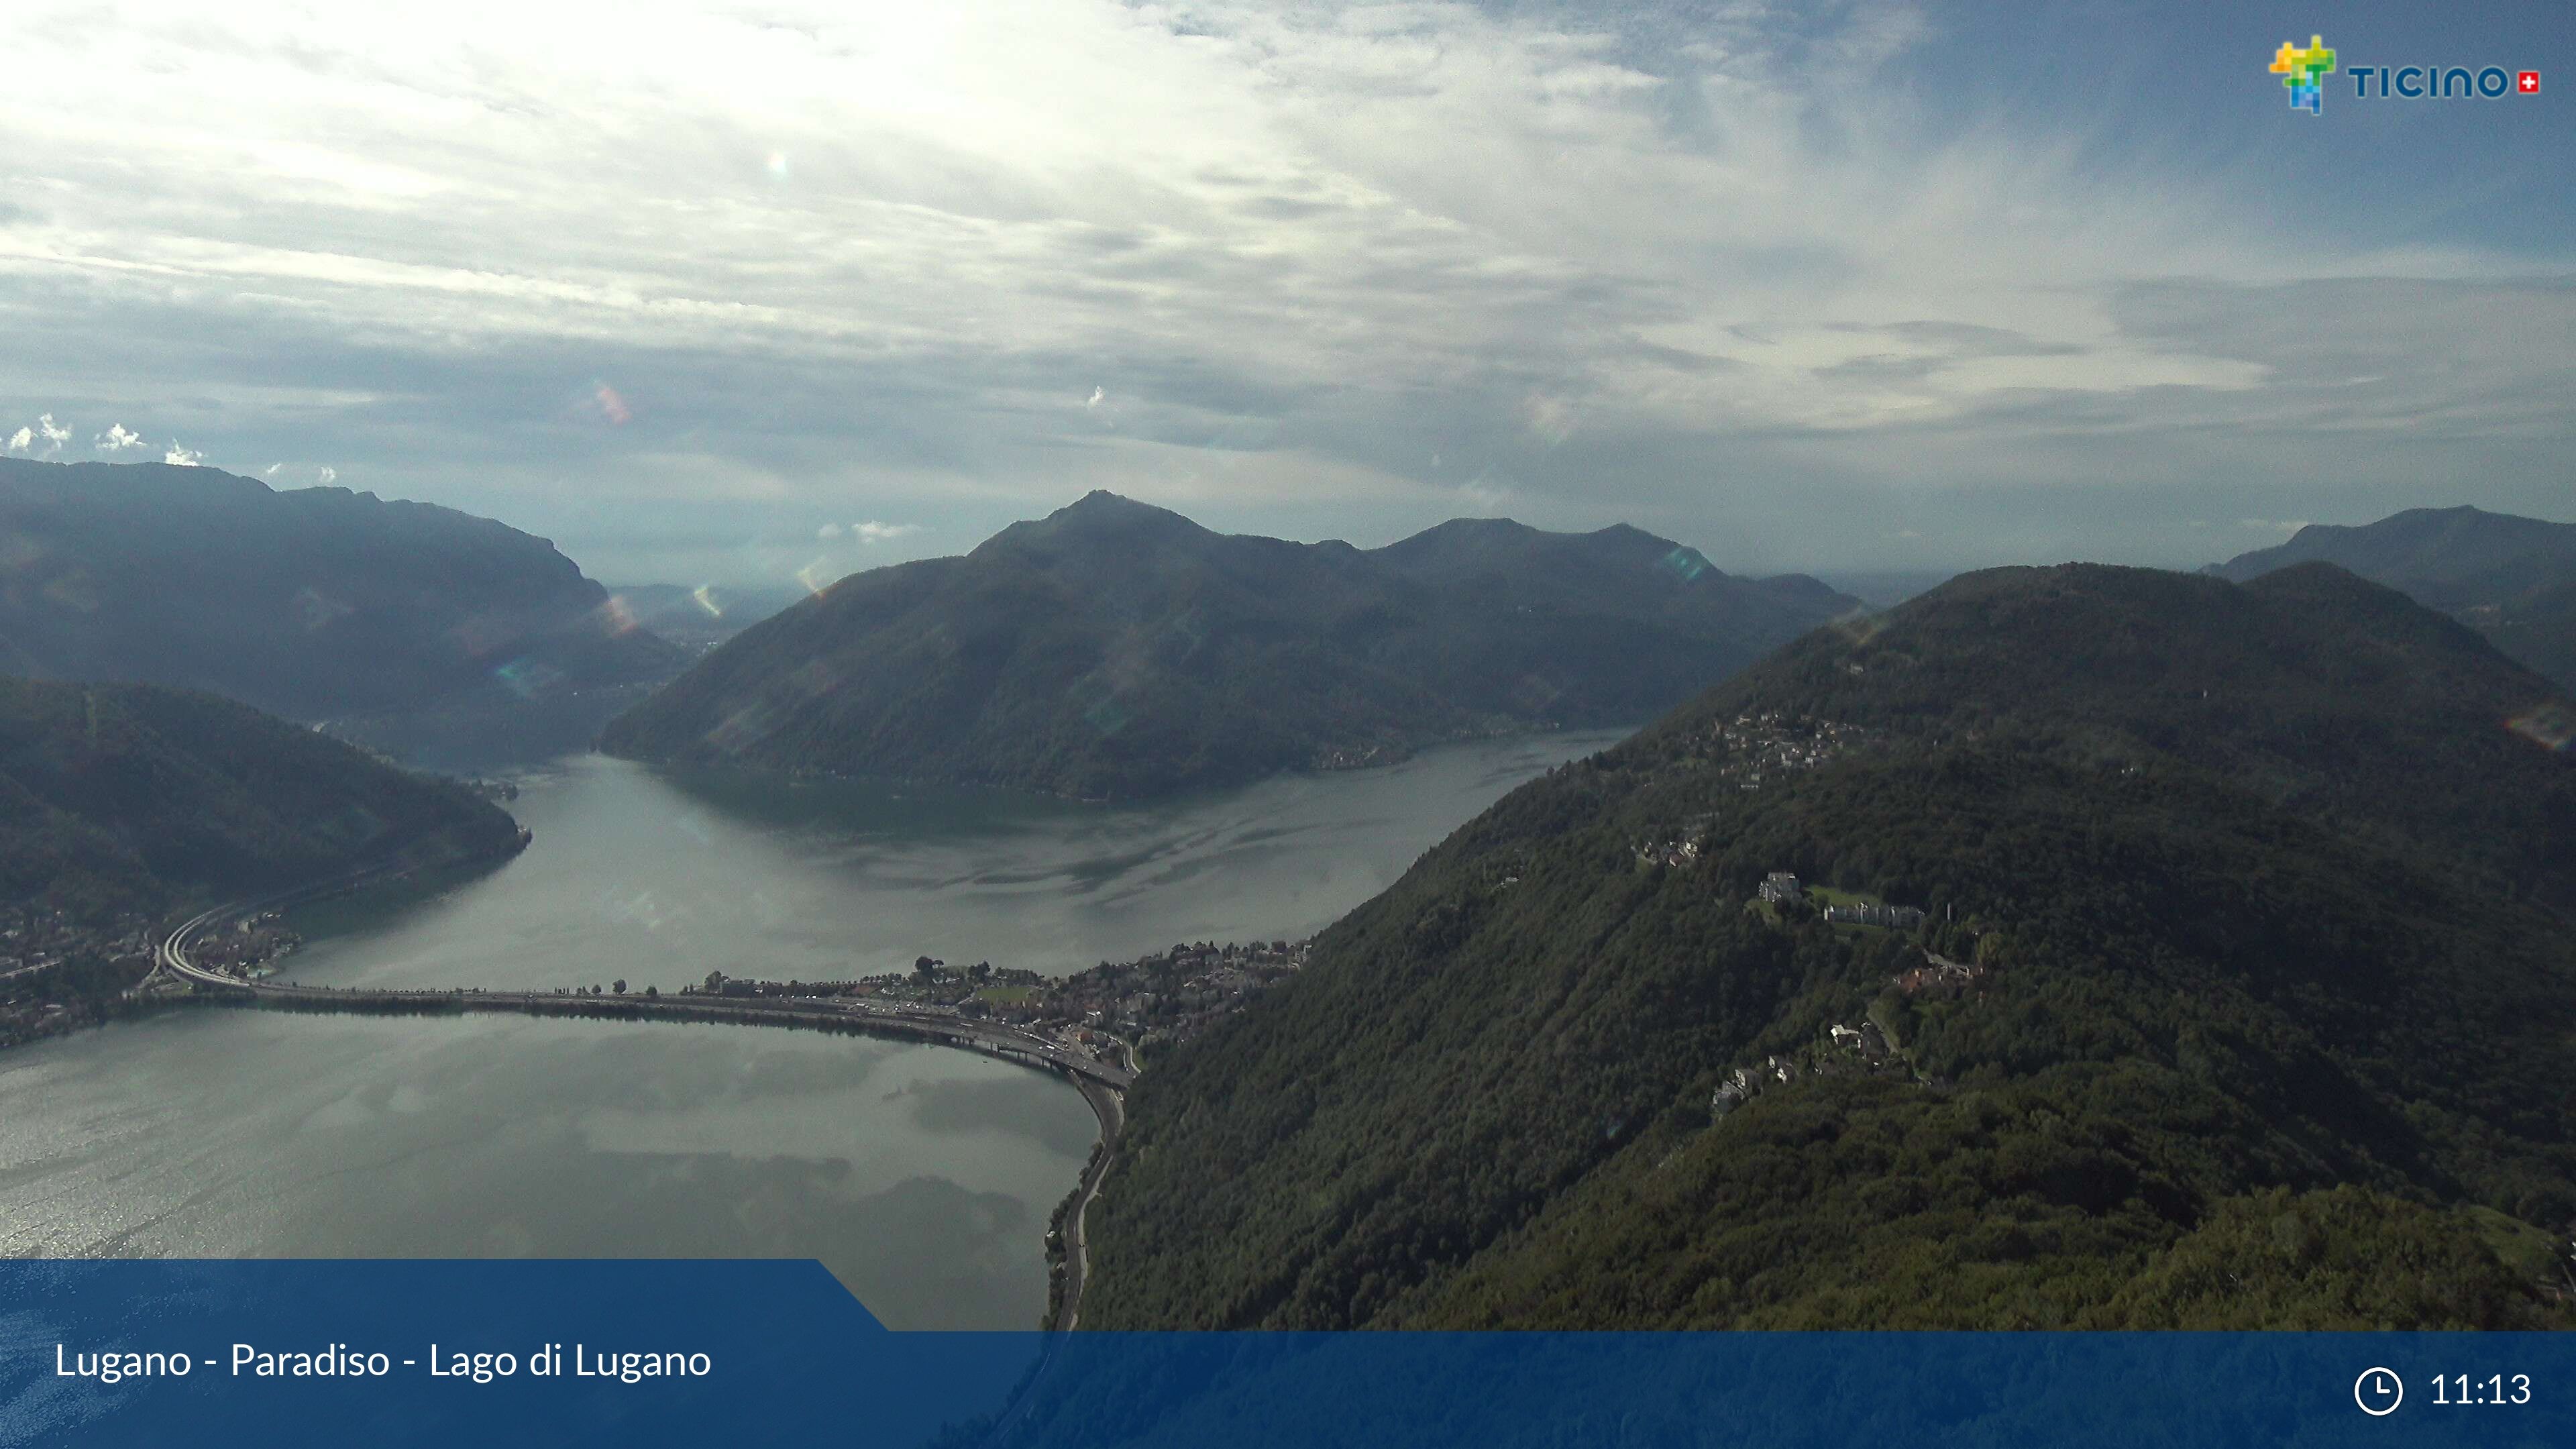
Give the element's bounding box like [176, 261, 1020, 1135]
[959, 493, 1199, 561]
[1065, 488, 1145, 512]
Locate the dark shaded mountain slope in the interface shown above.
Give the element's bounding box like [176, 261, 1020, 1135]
[1079, 563, 2576, 1330]
[2210, 504, 2576, 689]
[0, 460, 684, 765]
[601, 492, 1858, 798]
[0, 677, 525, 920]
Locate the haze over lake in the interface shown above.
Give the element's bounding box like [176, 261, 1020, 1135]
[0, 733, 1621, 1328]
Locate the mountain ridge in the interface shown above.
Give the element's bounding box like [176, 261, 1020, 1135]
[2208, 504, 2576, 689]
[0, 458, 685, 766]
[1079, 560, 2576, 1330]
[0, 676, 525, 920]
[602, 494, 1863, 799]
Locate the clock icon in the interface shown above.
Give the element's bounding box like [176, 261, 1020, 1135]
[2355, 1366, 2404, 1416]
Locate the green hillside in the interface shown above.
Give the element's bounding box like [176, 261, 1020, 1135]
[0, 677, 526, 921]
[601, 492, 1858, 800]
[1081, 563, 2576, 1330]
[0, 459, 684, 767]
[2210, 504, 2576, 690]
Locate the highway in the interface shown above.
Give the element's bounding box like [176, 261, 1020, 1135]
[152, 882, 1134, 1330]
[1055, 1074, 1125, 1331]
[155, 900, 1134, 1091]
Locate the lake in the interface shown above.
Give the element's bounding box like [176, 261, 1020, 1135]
[0, 733, 1621, 1328]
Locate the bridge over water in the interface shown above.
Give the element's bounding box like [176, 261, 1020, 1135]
[147, 874, 1131, 1331]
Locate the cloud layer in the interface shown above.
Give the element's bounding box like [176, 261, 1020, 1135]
[0, 2, 2565, 583]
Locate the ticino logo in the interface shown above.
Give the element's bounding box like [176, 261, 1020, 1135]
[2269, 34, 2539, 115]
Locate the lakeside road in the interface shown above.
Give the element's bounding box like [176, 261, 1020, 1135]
[1057, 1075, 1126, 1331]
[150, 883, 1132, 1328]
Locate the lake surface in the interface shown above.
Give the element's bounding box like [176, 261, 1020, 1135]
[0, 733, 1621, 1328]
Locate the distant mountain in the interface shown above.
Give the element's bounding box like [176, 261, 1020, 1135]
[0, 677, 524, 921]
[0, 460, 686, 767]
[1079, 563, 2576, 1331]
[602, 492, 1863, 799]
[2209, 505, 2576, 688]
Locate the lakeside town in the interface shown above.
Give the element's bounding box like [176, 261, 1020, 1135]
[0, 906, 305, 1049]
[679, 936, 1311, 1069]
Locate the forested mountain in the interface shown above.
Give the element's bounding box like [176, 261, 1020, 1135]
[1080, 563, 2576, 1330]
[2210, 505, 2576, 689]
[0, 460, 684, 765]
[0, 677, 525, 921]
[601, 492, 1858, 799]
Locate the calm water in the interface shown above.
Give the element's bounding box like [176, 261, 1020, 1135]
[0, 733, 1619, 1328]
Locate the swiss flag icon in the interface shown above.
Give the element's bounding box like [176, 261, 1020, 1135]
[2518, 70, 2541, 94]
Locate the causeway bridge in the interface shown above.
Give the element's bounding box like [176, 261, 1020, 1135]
[148, 873, 1134, 1334]
[152, 891, 1133, 1092]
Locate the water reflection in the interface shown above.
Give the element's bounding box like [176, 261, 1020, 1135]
[0, 731, 1622, 1328]
[289, 733, 1623, 991]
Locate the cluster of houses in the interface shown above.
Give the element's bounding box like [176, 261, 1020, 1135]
[180, 912, 301, 979]
[1636, 838, 1701, 868]
[0, 910, 156, 980]
[1709, 1017, 1907, 1119]
[0, 908, 168, 1048]
[1026, 939, 1309, 1055]
[1890, 949, 1989, 1000]
[1757, 872, 1928, 928]
[1824, 902, 1927, 929]
[1699, 712, 1872, 793]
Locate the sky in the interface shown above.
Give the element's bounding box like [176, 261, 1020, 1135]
[0, 1, 2567, 588]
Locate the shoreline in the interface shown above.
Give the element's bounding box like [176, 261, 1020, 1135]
[150, 879, 1130, 1332]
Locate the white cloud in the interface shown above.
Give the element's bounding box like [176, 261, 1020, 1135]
[264, 462, 282, 476]
[4, 427, 28, 453]
[14, 413, 73, 456]
[814, 521, 844, 540]
[852, 521, 918, 545]
[164, 441, 205, 466]
[0, 3, 2561, 577]
[94, 422, 146, 451]
[317, 465, 336, 484]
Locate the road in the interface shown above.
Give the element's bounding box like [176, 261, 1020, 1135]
[155, 901, 1134, 1091]
[1056, 1074, 1126, 1330]
[152, 880, 1136, 1332]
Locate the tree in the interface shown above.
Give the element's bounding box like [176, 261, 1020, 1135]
[612, 978, 626, 995]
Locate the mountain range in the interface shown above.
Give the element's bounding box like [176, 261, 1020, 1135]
[1079, 561, 2576, 1330]
[2210, 505, 2576, 690]
[0, 460, 684, 767]
[601, 492, 1861, 799]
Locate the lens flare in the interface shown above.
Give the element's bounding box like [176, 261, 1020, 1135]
[492, 657, 566, 699]
[2507, 703, 2575, 752]
[707, 700, 774, 753]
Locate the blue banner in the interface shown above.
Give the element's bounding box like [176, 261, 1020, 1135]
[1, 1262, 2567, 1448]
